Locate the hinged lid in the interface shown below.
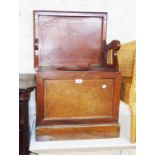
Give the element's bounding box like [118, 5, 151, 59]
[34, 11, 107, 68]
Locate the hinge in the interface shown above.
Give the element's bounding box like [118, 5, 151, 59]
[40, 64, 53, 67]
[89, 64, 103, 67]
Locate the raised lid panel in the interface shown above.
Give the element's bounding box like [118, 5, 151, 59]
[34, 11, 107, 68]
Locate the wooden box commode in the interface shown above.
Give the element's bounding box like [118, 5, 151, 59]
[34, 11, 121, 141]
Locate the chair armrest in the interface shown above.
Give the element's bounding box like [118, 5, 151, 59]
[106, 40, 121, 70]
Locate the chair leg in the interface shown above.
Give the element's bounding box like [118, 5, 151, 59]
[131, 111, 136, 143]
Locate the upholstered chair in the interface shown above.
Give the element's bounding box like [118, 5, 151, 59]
[118, 41, 136, 143]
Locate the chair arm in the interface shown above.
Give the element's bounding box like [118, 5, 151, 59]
[106, 40, 121, 71]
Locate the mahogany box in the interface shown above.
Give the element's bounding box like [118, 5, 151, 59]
[33, 11, 121, 141]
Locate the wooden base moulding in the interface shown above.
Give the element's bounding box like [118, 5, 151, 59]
[36, 123, 120, 141]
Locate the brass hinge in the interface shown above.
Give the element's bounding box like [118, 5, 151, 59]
[89, 64, 103, 67]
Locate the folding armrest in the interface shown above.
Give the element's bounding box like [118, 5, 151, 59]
[105, 40, 121, 71]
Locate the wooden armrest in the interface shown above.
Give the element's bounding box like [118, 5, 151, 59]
[106, 40, 121, 51]
[106, 40, 121, 71]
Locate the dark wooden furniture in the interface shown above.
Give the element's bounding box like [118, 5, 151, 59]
[19, 74, 35, 155]
[34, 11, 121, 141]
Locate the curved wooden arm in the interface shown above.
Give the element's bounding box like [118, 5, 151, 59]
[106, 40, 121, 71]
[106, 40, 121, 51]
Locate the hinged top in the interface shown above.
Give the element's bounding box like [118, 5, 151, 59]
[34, 11, 107, 68]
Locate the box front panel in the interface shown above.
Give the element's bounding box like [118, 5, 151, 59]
[44, 79, 113, 119]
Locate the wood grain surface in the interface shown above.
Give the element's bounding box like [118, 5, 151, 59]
[36, 123, 120, 141]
